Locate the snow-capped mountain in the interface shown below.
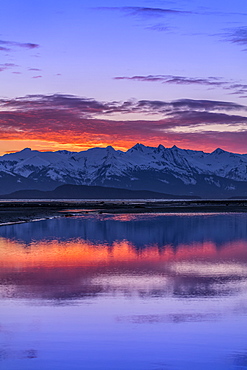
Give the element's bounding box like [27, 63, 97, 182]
[0, 144, 246, 198]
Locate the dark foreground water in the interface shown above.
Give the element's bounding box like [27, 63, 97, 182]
[0, 213, 247, 370]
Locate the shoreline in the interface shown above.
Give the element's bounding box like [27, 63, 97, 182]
[0, 199, 246, 226]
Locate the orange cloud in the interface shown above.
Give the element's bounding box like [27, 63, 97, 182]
[0, 94, 247, 154]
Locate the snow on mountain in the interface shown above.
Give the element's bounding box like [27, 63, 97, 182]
[0, 144, 246, 198]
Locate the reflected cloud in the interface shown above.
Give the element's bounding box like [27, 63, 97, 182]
[118, 312, 220, 324]
[92, 274, 171, 295]
[169, 262, 247, 277]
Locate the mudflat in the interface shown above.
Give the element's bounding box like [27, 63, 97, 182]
[0, 199, 246, 225]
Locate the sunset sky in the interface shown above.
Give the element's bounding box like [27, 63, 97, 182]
[1, 0, 247, 155]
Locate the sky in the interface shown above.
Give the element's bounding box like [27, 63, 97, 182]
[0, 0, 247, 154]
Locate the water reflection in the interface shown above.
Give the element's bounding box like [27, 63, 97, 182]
[0, 213, 247, 369]
[1, 212, 247, 248]
[0, 214, 247, 302]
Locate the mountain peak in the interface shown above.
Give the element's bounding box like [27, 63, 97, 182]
[132, 143, 146, 151]
[21, 148, 32, 152]
[212, 148, 225, 155]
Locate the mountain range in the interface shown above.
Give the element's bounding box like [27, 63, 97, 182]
[0, 144, 246, 198]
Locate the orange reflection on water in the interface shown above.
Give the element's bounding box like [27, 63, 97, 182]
[0, 237, 247, 271]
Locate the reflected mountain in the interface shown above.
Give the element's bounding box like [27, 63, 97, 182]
[0, 213, 247, 248]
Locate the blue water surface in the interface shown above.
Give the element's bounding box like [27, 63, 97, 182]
[0, 213, 247, 369]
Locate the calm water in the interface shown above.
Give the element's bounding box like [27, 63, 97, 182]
[0, 213, 247, 370]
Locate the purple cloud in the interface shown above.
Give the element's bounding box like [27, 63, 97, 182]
[0, 94, 115, 118]
[0, 63, 18, 72]
[97, 6, 192, 18]
[0, 94, 246, 128]
[120, 7, 191, 16]
[225, 27, 247, 45]
[114, 74, 247, 98]
[0, 46, 10, 52]
[0, 40, 39, 50]
[145, 24, 171, 32]
[115, 74, 225, 87]
[1, 94, 246, 118]
[136, 98, 246, 113]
